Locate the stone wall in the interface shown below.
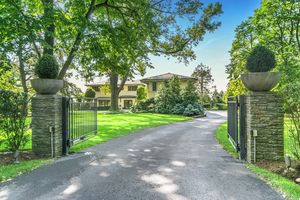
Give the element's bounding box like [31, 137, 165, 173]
[245, 92, 284, 162]
[32, 95, 62, 157]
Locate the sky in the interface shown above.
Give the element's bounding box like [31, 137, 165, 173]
[71, 0, 261, 92]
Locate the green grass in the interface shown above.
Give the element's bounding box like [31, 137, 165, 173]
[215, 122, 300, 200]
[247, 164, 300, 200]
[215, 123, 238, 158]
[70, 113, 192, 152]
[0, 159, 50, 182]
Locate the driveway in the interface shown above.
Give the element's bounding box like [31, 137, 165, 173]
[0, 111, 283, 200]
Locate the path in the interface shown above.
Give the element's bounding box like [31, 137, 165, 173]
[0, 111, 283, 200]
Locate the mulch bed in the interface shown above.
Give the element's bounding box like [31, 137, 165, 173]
[256, 160, 300, 184]
[0, 151, 39, 165]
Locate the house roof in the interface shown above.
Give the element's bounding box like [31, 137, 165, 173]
[86, 80, 146, 87]
[140, 73, 196, 82]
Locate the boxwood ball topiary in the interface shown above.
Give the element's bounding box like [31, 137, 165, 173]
[35, 54, 59, 79]
[246, 45, 276, 72]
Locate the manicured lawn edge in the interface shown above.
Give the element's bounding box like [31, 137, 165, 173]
[215, 123, 300, 200]
[0, 159, 51, 183]
[214, 123, 238, 158]
[246, 164, 300, 200]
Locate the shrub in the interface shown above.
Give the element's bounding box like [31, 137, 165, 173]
[171, 104, 185, 115]
[85, 87, 96, 98]
[137, 86, 147, 101]
[183, 103, 204, 116]
[182, 80, 199, 106]
[0, 90, 30, 162]
[34, 54, 59, 79]
[155, 76, 182, 113]
[132, 98, 155, 113]
[246, 45, 276, 72]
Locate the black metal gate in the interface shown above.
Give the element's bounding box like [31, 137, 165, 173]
[227, 96, 246, 160]
[62, 97, 98, 154]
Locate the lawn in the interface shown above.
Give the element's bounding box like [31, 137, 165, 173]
[215, 122, 300, 200]
[0, 112, 191, 182]
[70, 112, 192, 152]
[0, 159, 49, 182]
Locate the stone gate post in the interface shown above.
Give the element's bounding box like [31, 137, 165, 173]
[32, 95, 63, 157]
[245, 92, 284, 163]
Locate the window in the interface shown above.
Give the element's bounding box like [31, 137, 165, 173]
[98, 100, 110, 107]
[152, 82, 157, 91]
[128, 86, 137, 91]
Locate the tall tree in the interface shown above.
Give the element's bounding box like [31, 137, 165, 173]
[192, 63, 214, 95]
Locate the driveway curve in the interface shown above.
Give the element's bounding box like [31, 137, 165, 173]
[0, 111, 283, 200]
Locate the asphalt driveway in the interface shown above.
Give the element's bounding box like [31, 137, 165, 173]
[0, 111, 283, 200]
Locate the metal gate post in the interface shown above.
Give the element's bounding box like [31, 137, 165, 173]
[62, 97, 70, 155]
[239, 95, 247, 160]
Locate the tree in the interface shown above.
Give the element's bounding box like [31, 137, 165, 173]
[182, 80, 199, 106]
[1, 0, 222, 112]
[84, 87, 96, 98]
[0, 90, 30, 162]
[156, 76, 182, 114]
[76, 0, 223, 111]
[192, 63, 214, 95]
[137, 86, 147, 101]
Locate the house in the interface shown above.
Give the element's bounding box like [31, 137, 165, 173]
[86, 73, 196, 109]
[140, 73, 197, 98]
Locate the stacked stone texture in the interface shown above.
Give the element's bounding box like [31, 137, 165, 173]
[245, 92, 284, 162]
[32, 95, 62, 157]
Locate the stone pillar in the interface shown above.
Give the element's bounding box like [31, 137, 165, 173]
[32, 95, 63, 157]
[245, 92, 284, 163]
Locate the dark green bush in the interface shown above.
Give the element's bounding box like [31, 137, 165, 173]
[171, 104, 185, 115]
[246, 45, 276, 72]
[181, 103, 204, 116]
[35, 54, 59, 79]
[85, 87, 96, 98]
[132, 98, 155, 113]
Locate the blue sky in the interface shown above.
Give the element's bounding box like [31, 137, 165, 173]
[143, 0, 261, 91]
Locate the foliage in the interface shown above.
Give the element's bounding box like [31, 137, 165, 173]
[70, 113, 191, 152]
[246, 45, 276, 72]
[183, 104, 204, 117]
[282, 81, 300, 160]
[34, 54, 59, 79]
[182, 80, 200, 106]
[155, 76, 182, 114]
[226, 0, 300, 95]
[192, 63, 214, 95]
[137, 86, 147, 101]
[60, 81, 83, 97]
[0, 90, 30, 155]
[171, 104, 186, 115]
[132, 98, 155, 113]
[84, 87, 96, 98]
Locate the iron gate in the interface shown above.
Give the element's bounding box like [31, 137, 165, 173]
[62, 97, 98, 154]
[227, 96, 246, 160]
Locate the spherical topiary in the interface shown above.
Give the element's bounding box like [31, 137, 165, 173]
[35, 54, 59, 79]
[246, 45, 276, 72]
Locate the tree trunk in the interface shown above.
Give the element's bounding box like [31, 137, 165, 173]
[109, 72, 129, 111]
[110, 72, 119, 111]
[43, 0, 55, 56]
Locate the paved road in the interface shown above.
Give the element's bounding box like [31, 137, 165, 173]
[0, 111, 283, 200]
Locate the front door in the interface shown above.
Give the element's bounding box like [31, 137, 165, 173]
[124, 100, 133, 109]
